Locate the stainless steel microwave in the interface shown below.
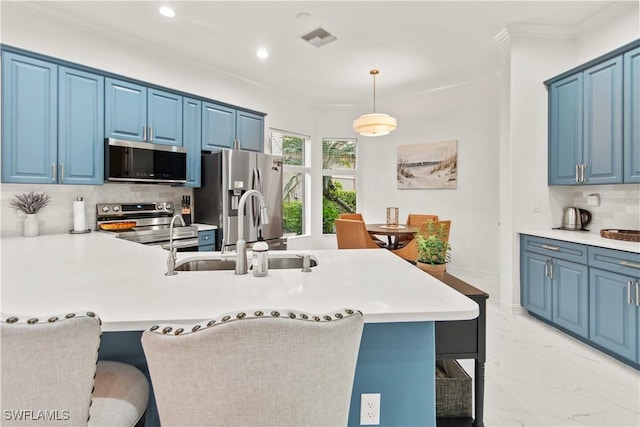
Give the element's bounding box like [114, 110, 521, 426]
[105, 138, 187, 184]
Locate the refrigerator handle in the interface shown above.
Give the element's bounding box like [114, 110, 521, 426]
[251, 168, 260, 227]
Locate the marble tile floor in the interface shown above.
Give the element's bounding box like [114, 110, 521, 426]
[459, 301, 640, 426]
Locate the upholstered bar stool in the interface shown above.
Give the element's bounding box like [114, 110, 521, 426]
[142, 308, 364, 426]
[1, 311, 149, 427]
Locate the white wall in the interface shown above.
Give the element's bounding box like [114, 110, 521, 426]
[500, 4, 640, 311]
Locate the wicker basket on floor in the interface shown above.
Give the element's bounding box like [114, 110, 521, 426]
[436, 359, 472, 418]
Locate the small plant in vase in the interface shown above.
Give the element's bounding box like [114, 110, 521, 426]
[415, 221, 451, 278]
[10, 192, 50, 237]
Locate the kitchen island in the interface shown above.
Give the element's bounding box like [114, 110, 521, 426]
[1, 232, 478, 426]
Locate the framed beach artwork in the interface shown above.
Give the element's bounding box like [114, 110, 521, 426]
[397, 140, 458, 189]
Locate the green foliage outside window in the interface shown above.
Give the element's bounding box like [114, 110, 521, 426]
[283, 201, 303, 235]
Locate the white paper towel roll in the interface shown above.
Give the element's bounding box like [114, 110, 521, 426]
[73, 200, 86, 232]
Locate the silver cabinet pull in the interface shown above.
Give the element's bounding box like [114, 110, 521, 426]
[581, 164, 587, 182]
[149, 126, 153, 142]
[51, 163, 57, 182]
[627, 281, 633, 304]
[59, 163, 64, 182]
[549, 260, 555, 279]
[636, 282, 639, 307]
[620, 260, 640, 269]
[142, 126, 147, 142]
[544, 260, 550, 278]
[542, 244, 560, 251]
[575, 164, 580, 183]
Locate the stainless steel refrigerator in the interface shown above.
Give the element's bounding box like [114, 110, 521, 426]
[194, 150, 284, 251]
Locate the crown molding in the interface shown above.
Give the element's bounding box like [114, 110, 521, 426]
[495, 1, 639, 42]
[575, 1, 639, 37]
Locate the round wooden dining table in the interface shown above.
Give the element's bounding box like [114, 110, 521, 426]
[366, 223, 418, 249]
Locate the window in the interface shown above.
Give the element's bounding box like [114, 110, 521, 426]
[270, 129, 310, 237]
[322, 138, 357, 234]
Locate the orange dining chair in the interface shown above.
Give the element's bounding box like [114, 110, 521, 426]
[392, 220, 451, 263]
[335, 219, 383, 249]
[338, 213, 386, 247]
[338, 213, 364, 221]
[396, 214, 439, 246]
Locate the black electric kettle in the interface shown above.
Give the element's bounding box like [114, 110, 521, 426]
[562, 207, 592, 230]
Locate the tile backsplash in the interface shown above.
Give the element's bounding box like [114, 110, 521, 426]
[563, 184, 640, 232]
[1, 183, 194, 237]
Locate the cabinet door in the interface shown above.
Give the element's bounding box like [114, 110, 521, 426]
[2, 52, 57, 184]
[583, 57, 623, 184]
[552, 259, 589, 338]
[236, 110, 264, 152]
[184, 98, 202, 187]
[624, 47, 640, 183]
[521, 251, 553, 320]
[105, 78, 146, 142]
[202, 102, 235, 150]
[589, 268, 637, 362]
[148, 89, 182, 146]
[58, 67, 104, 185]
[548, 74, 583, 185]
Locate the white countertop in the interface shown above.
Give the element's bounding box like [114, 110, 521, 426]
[519, 229, 640, 253]
[0, 233, 478, 331]
[192, 223, 217, 231]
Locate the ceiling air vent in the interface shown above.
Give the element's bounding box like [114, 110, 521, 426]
[300, 27, 337, 48]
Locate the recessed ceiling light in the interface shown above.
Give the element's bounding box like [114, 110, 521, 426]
[159, 6, 175, 18]
[256, 48, 269, 59]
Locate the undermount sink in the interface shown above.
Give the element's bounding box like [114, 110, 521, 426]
[175, 255, 318, 272]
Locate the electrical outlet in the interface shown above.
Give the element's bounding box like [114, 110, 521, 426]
[587, 194, 600, 207]
[360, 393, 380, 425]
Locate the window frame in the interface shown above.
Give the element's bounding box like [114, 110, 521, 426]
[321, 137, 359, 235]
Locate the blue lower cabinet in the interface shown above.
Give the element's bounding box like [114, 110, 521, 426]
[198, 230, 215, 251]
[589, 268, 638, 362]
[521, 251, 553, 320]
[552, 259, 589, 338]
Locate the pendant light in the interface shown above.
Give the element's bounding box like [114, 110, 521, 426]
[353, 69, 397, 137]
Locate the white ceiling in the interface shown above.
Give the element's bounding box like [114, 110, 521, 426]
[2, 1, 630, 106]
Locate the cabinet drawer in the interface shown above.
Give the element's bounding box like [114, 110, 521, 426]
[588, 246, 640, 278]
[521, 235, 588, 264]
[198, 230, 215, 246]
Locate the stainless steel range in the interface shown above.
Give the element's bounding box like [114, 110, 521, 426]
[96, 201, 199, 250]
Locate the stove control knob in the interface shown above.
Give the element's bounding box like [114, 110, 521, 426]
[156, 202, 165, 210]
[101, 206, 110, 213]
[112, 206, 120, 212]
[165, 203, 172, 211]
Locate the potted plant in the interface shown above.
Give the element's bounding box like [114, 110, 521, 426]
[10, 191, 50, 237]
[415, 221, 451, 278]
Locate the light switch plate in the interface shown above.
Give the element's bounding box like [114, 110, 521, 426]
[587, 194, 600, 207]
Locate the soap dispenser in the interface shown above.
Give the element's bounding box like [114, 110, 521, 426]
[252, 241, 269, 277]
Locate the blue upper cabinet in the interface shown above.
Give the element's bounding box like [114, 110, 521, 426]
[184, 98, 202, 188]
[105, 78, 147, 142]
[583, 57, 623, 184]
[148, 89, 182, 146]
[2, 52, 58, 184]
[58, 67, 104, 184]
[547, 41, 640, 186]
[624, 47, 640, 183]
[106, 78, 183, 146]
[548, 74, 583, 185]
[202, 102, 264, 152]
[236, 110, 264, 152]
[202, 102, 236, 151]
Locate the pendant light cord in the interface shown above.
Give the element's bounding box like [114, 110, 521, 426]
[370, 69, 379, 113]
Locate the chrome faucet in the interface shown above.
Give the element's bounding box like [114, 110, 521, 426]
[165, 214, 186, 276]
[235, 190, 269, 275]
